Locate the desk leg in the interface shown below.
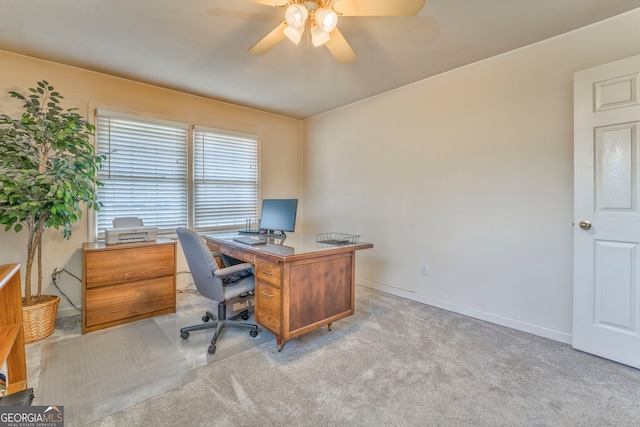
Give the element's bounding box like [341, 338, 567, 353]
[328, 323, 332, 331]
[276, 337, 283, 352]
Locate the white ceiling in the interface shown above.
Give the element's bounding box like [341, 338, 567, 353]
[1, 0, 640, 119]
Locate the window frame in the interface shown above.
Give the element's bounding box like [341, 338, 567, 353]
[192, 125, 260, 233]
[90, 108, 260, 241]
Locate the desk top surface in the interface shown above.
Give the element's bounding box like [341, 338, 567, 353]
[205, 233, 373, 259]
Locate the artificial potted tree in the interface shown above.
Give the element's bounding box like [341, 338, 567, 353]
[0, 80, 104, 343]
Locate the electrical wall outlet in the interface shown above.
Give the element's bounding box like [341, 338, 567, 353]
[420, 263, 429, 275]
[51, 267, 62, 281]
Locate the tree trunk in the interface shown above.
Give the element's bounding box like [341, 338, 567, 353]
[23, 215, 42, 305]
[24, 226, 36, 303]
[37, 230, 43, 297]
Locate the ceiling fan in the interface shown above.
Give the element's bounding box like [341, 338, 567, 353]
[247, 0, 425, 63]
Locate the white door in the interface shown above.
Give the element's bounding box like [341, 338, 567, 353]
[574, 54, 640, 368]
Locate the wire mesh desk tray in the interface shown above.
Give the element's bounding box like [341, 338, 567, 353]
[316, 232, 360, 247]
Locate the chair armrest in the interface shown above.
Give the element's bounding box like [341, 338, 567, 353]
[214, 263, 254, 277]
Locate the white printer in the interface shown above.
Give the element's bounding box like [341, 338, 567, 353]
[105, 217, 158, 245]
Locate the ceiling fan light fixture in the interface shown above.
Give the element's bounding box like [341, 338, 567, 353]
[284, 24, 304, 44]
[249, 0, 425, 63]
[315, 8, 338, 33]
[311, 24, 330, 47]
[284, 4, 308, 29]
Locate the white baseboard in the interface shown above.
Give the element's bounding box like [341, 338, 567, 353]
[57, 306, 81, 318]
[57, 278, 572, 342]
[356, 279, 573, 345]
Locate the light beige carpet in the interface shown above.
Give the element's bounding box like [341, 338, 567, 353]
[35, 319, 197, 426]
[89, 286, 640, 427]
[30, 287, 640, 426]
[33, 290, 273, 427]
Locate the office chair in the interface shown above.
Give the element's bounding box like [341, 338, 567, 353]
[176, 227, 259, 355]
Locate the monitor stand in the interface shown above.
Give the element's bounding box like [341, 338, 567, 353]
[262, 230, 287, 241]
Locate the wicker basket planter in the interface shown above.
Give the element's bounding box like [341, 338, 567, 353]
[22, 295, 59, 344]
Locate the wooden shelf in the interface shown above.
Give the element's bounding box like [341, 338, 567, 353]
[0, 324, 20, 363]
[6, 380, 27, 394]
[0, 264, 27, 395]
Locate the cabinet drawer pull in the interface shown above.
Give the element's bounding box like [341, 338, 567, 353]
[261, 270, 274, 275]
[261, 291, 274, 298]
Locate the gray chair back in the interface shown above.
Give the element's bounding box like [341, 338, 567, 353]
[176, 227, 224, 302]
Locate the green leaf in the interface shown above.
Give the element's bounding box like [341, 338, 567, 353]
[0, 80, 102, 297]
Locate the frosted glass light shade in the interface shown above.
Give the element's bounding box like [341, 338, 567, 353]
[284, 25, 304, 44]
[311, 25, 330, 47]
[315, 8, 338, 33]
[285, 4, 308, 29]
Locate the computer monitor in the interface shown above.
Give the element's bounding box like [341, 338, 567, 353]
[259, 199, 298, 238]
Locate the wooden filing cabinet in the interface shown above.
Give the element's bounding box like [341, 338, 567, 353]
[82, 238, 177, 333]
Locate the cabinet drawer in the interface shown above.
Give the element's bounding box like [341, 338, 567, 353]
[255, 260, 282, 288]
[255, 282, 281, 334]
[85, 245, 175, 288]
[85, 276, 175, 327]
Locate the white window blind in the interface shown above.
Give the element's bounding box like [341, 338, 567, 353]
[96, 112, 188, 234]
[193, 127, 258, 230]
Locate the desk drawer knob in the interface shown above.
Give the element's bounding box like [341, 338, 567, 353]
[261, 270, 274, 276]
[261, 291, 274, 298]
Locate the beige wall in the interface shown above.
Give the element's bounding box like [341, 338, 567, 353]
[4, 9, 640, 339]
[0, 51, 302, 316]
[302, 9, 640, 343]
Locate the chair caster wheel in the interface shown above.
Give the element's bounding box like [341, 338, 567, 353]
[242, 313, 249, 320]
[208, 345, 216, 355]
[202, 315, 210, 322]
[250, 329, 258, 338]
[180, 331, 189, 339]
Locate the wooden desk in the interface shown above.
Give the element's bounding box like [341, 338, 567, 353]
[82, 238, 177, 333]
[205, 233, 373, 350]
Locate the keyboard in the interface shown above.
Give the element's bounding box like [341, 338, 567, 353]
[232, 236, 267, 246]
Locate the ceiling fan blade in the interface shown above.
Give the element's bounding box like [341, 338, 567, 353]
[205, 8, 281, 23]
[249, 0, 289, 7]
[325, 27, 357, 63]
[332, 0, 425, 16]
[249, 21, 288, 54]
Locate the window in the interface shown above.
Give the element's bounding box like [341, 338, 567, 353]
[95, 111, 259, 237]
[194, 127, 259, 230]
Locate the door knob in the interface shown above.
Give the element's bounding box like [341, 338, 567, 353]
[578, 220, 591, 230]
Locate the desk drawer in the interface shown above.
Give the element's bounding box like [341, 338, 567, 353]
[256, 282, 281, 334]
[255, 260, 282, 288]
[219, 246, 254, 264]
[206, 241, 221, 253]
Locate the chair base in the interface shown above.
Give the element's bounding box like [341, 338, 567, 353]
[180, 301, 259, 355]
